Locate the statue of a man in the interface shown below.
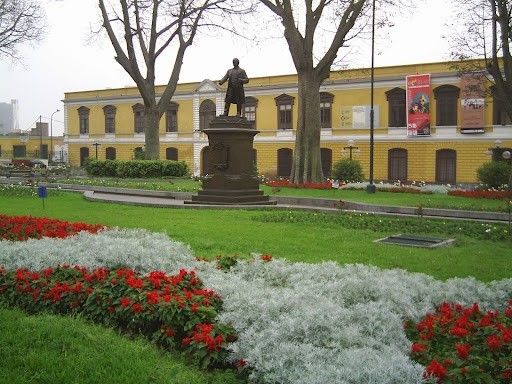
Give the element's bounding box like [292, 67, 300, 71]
[219, 58, 249, 117]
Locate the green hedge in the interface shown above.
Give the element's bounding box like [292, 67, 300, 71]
[85, 160, 188, 178]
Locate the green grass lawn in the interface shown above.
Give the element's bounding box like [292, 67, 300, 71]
[0, 191, 510, 282]
[0, 305, 242, 384]
[1, 188, 511, 384]
[51, 177, 509, 212]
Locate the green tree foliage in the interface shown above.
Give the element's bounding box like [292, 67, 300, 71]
[332, 159, 365, 183]
[476, 161, 510, 188]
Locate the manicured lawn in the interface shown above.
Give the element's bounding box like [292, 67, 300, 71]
[0, 305, 242, 384]
[0, 191, 510, 282]
[51, 177, 509, 212]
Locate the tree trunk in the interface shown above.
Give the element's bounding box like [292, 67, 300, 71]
[291, 70, 323, 184]
[144, 104, 161, 160]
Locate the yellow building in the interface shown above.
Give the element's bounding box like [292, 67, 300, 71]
[63, 60, 512, 184]
[0, 134, 64, 162]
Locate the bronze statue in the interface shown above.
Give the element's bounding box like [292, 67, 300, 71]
[219, 58, 249, 117]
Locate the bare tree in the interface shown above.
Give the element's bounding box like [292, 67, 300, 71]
[259, 0, 410, 184]
[0, 0, 45, 60]
[449, 0, 512, 121]
[98, 0, 253, 159]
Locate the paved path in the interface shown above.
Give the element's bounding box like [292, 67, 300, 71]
[74, 185, 510, 223]
[1, 178, 507, 223]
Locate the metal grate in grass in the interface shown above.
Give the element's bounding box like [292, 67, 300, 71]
[375, 234, 456, 248]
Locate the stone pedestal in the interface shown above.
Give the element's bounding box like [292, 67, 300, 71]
[188, 116, 274, 205]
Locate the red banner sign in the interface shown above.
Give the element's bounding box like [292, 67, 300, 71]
[406, 74, 431, 136]
[460, 72, 485, 132]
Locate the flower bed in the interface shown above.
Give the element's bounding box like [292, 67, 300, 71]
[0, 214, 104, 241]
[265, 179, 333, 189]
[448, 189, 512, 200]
[405, 301, 512, 383]
[1, 214, 512, 383]
[0, 264, 235, 368]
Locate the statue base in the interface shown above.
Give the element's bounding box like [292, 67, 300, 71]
[187, 116, 275, 205]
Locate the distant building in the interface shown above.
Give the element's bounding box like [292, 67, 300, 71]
[30, 122, 49, 137]
[0, 100, 18, 135]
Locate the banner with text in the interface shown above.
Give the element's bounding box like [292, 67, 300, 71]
[460, 72, 485, 133]
[406, 74, 431, 136]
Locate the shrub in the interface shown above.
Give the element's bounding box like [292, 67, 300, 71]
[477, 161, 511, 189]
[85, 160, 188, 178]
[331, 159, 364, 183]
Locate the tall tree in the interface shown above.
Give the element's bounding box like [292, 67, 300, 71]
[0, 0, 45, 60]
[98, 0, 252, 159]
[259, 0, 409, 184]
[449, 0, 512, 121]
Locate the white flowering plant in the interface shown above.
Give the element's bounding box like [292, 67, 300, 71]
[0, 217, 511, 383]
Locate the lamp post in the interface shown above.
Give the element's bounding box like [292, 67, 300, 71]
[92, 142, 101, 159]
[343, 139, 360, 160]
[50, 109, 60, 162]
[503, 150, 512, 191]
[366, 0, 376, 194]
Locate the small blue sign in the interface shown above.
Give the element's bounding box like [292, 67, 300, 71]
[37, 186, 48, 199]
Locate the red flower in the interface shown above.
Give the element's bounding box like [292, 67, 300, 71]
[411, 343, 427, 354]
[181, 337, 191, 347]
[146, 290, 160, 305]
[131, 302, 144, 313]
[261, 254, 273, 262]
[126, 276, 144, 289]
[450, 326, 468, 338]
[502, 369, 512, 379]
[502, 327, 512, 343]
[120, 297, 131, 308]
[455, 343, 471, 359]
[424, 360, 447, 380]
[486, 335, 502, 351]
[234, 359, 247, 368]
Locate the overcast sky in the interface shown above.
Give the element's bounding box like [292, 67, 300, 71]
[0, 0, 454, 136]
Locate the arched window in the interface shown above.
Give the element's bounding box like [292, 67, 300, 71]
[103, 105, 116, 134]
[275, 94, 295, 130]
[320, 92, 334, 128]
[434, 85, 460, 126]
[105, 147, 116, 160]
[385, 88, 406, 127]
[132, 103, 145, 133]
[199, 100, 216, 131]
[320, 148, 332, 178]
[78, 106, 90, 134]
[166, 102, 179, 132]
[492, 87, 512, 125]
[166, 147, 178, 160]
[388, 148, 407, 182]
[243, 96, 258, 125]
[436, 149, 456, 184]
[80, 147, 89, 166]
[277, 148, 293, 177]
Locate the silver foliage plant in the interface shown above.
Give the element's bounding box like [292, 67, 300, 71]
[1, 228, 511, 384]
